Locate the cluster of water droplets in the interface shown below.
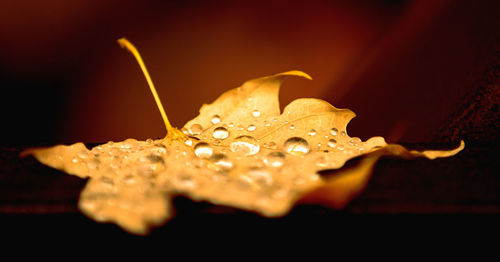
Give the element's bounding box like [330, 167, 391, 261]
[60, 107, 372, 222]
[183, 110, 368, 175]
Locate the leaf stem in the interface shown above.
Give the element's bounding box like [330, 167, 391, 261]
[117, 38, 176, 138]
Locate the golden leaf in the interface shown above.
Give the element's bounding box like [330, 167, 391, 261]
[23, 39, 464, 235]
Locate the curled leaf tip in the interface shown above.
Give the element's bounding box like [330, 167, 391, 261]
[416, 140, 465, 159]
[275, 70, 312, 80]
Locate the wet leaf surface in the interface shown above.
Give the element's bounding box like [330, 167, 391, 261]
[24, 71, 464, 234]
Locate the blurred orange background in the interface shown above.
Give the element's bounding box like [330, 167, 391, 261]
[1, 0, 499, 145]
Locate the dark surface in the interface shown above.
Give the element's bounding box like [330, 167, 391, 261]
[1, 141, 499, 239]
[436, 51, 500, 143]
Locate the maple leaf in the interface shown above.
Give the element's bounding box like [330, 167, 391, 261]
[23, 38, 464, 235]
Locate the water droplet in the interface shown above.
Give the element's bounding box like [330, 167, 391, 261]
[289, 124, 295, 130]
[337, 144, 345, 151]
[211, 115, 221, 124]
[138, 157, 164, 177]
[327, 139, 337, 148]
[174, 174, 197, 189]
[212, 126, 229, 139]
[146, 138, 153, 144]
[228, 122, 234, 128]
[237, 175, 254, 190]
[263, 141, 278, 149]
[210, 153, 233, 171]
[87, 158, 100, 170]
[247, 168, 273, 185]
[77, 151, 89, 159]
[284, 137, 310, 155]
[349, 137, 362, 146]
[122, 175, 136, 186]
[146, 154, 164, 164]
[316, 156, 329, 168]
[194, 142, 213, 158]
[330, 128, 338, 136]
[181, 128, 189, 135]
[237, 125, 244, 131]
[252, 110, 261, 117]
[184, 139, 193, 146]
[341, 131, 347, 137]
[247, 124, 256, 132]
[72, 157, 78, 163]
[343, 149, 354, 155]
[308, 129, 316, 136]
[189, 124, 203, 135]
[272, 118, 278, 122]
[230, 136, 260, 155]
[124, 138, 138, 148]
[151, 146, 167, 155]
[264, 121, 271, 127]
[264, 151, 286, 168]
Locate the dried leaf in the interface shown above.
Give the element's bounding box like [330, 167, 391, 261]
[23, 40, 464, 234]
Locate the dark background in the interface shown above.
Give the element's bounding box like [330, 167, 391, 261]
[1, 0, 500, 241]
[2, 0, 499, 146]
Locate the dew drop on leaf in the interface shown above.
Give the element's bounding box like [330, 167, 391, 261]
[211, 115, 221, 124]
[174, 174, 197, 190]
[315, 156, 329, 168]
[210, 153, 233, 171]
[264, 151, 286, 168]
[343, 149, 354, 155]
[263, 141, 278, 149]
[247, 124, 256, 132]
[151, 146, 167, 155]
[212, 127, 229, 139]
[146, 154, 164, 164]
[194, 142, 213, 158]
[87, 158, 100, 170]
[252, 110, 261, 118]
[246, 167, 273, 185]
[330, 128, 338, 136]
[230, 135, 260, 156]
[327, 139, 337, 148]
[289, 124, 295, 130]
[189, 124, 203, 135]
[349, 137, 362, 146]
[284, 137, 310, 155]
[308, 129, 316, 136]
